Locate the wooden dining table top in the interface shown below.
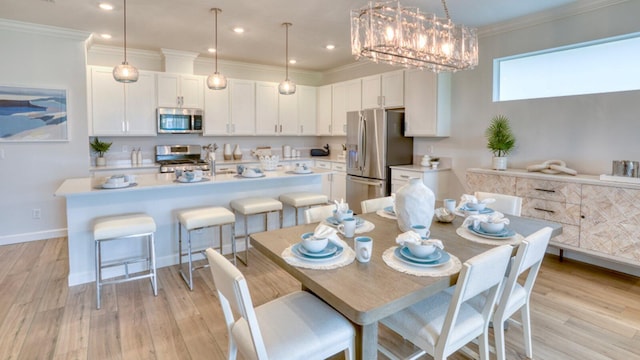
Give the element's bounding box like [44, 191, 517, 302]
[250, 212, 563, 326]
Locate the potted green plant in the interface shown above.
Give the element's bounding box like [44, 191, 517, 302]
[485, 115, 515, 170]
[90, 137, 112, 167]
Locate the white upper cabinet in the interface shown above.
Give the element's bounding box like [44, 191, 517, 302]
[255, 82, 279, 135]
[255, 82, 313, 136]
[331, 79, 361, 136]
[157, 73, 204, 108]
[278, 91, 299, 135]
[229, 79, 256, 135]
[89, 66, 156, 136]
[297, 85, 317, 135]
[404, 70, 451, 137]
[203, 85, 230, 136]
[316, 85, 332, 135]
[361, 70, 404, 109]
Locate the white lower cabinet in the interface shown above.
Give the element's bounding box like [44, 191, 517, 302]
[315, 160, 346, 202]
[391, 167, 449, 200]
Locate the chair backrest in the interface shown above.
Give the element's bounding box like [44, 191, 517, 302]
[438, 245, 513, 355]
[475, 191, 523, 216]
[304, 204, 341, 224]
[360, 196, 394, 214]
[494, 227, 552, 320]
[206, 248, 269, 359]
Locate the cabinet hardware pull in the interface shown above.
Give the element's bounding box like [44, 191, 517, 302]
[534, 207, 555, 214]
[400, 175, 411, 179]
[534, 188, 556, 193]
[274, 124, 277, 133]
[280, 124, 282, 132]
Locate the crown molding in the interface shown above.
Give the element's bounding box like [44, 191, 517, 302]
[160, 48, 200, 60]
[0, 18, 90, 41]
[88, 44, 162, 61]
[195, 57, 321, 78]
[479, 0, 629, 37]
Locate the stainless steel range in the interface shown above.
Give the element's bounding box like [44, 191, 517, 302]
[156, 145, 210, 173]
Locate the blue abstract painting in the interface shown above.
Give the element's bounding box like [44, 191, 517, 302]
[0, 85, 68, 141]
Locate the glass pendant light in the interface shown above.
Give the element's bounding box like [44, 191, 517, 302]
[113, 0, 139, 83]
[207, 8, 227, 90]
[278, 22, 296, 95]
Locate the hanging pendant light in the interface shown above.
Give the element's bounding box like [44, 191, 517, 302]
[207, 8, 227, 90]
[278, 22, 296, 95]
[113, 0, 139, 82]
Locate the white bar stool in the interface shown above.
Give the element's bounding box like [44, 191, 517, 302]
[93, 213, 157, 310]
[230, 197, 283, 265]
[279, 192, 328, 226]
[177, 206, 236, 290]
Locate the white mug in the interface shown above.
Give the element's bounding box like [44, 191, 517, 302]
[355, 236, 372, 263]
[337, 217, 356, 238]
[411, 225, 430, 239]
[443, 198, 456, 213]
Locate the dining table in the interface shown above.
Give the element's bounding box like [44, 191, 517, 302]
[250, 212, 562, 359]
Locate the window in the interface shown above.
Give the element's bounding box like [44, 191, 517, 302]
[493, 32, 640, 101]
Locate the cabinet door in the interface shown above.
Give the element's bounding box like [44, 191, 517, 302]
[229, 79, 255, 135]
[332, 172, 347, 202]
[90, 67, 125, 135]
[316, 85, 332, 135]
[156, 73, 180, 107]
[331, 83, 347, 136]
[279, 91, 298, 135]
[203, 86, 230, 135]
[125, 72, 157, 135]
[345, 79, 362, 112]
[298, 86, 317, 135]
[255, 82, 279, 135]
[404, 70, 451, 137]
[381, 70, 404, 107]
[361, 75, 381, 109]
[180, 75, 204, 109]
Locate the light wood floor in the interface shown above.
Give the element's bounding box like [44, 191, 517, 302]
[1, 237, 639, 360]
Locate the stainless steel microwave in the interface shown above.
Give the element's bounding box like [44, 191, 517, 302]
[157, 108, 203, 134]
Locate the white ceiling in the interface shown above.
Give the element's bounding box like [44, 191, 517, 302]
[0, 0, 587, 71]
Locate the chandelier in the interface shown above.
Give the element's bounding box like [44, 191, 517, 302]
[351, 0, 478, 72]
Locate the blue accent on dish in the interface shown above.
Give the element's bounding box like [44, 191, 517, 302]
[468, 225, 516, 239]
[461, 206, 495, 214]
[383, 206, 396, 215]
[296, 242, 338, 258]
[400, 246, 443, 263]
[326, 216, 364, 227]
[394, 247, 451, 267]
[291, 243, 343, 261]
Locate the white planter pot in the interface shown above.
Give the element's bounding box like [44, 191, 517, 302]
[493, 157, 508, 170]
[96, 156, 106, 167]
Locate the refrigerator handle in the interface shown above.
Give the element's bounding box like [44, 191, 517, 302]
[361, 116, 367, 171]
[357, 113, 363, 169]
[348, 176, 382, 187]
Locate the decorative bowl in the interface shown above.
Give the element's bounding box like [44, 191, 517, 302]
[259, 155, 279, 171]
[301, 232, 328, 253]
[480, 221, 505, 233]
[434, 208, 455, 223]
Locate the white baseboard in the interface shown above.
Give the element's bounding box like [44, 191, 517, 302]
[0, 228, 68, 246]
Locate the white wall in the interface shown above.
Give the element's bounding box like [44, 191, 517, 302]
[0, 20, 91, 244]
[413, 0, 640, 196]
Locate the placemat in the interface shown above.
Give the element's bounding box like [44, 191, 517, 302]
[455, 226, 523, 246]
[376, 209, 397, 220]
[282, 239, 355, 270]
[382, 246, 462, 277]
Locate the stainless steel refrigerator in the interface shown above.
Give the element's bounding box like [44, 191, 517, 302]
[346, 108, 413, 214]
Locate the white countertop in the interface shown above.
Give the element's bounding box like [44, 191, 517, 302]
[390, 164, 451, 172]
[56, 167, 332, 197]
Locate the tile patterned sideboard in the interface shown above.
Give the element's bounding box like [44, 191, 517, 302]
[466, 168, 640, 267]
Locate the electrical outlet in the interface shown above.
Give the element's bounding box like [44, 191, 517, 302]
[122, 145, 129, 153]
[32, 209, 41, 219]
[427, 145, 434, 154]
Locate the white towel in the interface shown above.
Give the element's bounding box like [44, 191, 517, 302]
[462, 212, 510, 230]
[395, 231, 444, 249]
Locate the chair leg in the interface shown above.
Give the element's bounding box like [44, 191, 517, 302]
[95, 240, 101, 310]
[478, 332, 490, 360]
[522, 303, 533, 358]
[187, 230, 194, 290]
[149, 233, 158, 296]
[494, 318, 507, 360]
[230, 223, 237, 266]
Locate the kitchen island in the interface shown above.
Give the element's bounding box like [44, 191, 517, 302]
[55, 168, 332, 286]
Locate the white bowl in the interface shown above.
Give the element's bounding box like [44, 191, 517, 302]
[480, 222, 505, 233]
[407, 242, 436, 258]
[301, 232, 328, 253]
[466, 202, 486, 211]
[333, 209, 353, 222]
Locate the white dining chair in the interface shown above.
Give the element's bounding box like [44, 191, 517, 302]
[475, 191, 523, 216]
[360, 196, 393, 214]
[303, 204, 341, 224]
[378, 245, 513, 360]
[205, 248, 355, 360]
[491, 226, 552, 360]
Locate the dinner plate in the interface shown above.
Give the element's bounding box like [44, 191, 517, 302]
[294, 168, 312, 174]
[400, 246, 443, 263]
[394, 247, 451, 267]
[460, 206, 495, 214]
[100, 182, 138, 189]
[176, 177, 210, 183]
[291, 243, 343, 262]
[296, 242, 339, 258]
[383, 206, 396, 215]
[286, 170, 314, 175]
[325, 216, 365, 227]
[467, 225, 516, 239]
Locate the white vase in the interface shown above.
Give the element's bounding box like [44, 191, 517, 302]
[395, 178, 436, 232]
[493, 156, 508, 170]
[223, 144, 232, 160]
[96, 156, 106, 167]
[233, 144, 242, 160]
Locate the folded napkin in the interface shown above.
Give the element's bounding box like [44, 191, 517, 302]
[313, 224, 343, 247]
[458, 194, 496, 210]
[334, 198, 349, 213]
[395, 231, 444, 249]
[462, 211, 510, 229]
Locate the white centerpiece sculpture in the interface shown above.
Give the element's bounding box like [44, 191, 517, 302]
[395, 178, 435, 232]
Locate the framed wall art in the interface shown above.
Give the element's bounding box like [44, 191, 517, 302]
[0, 85, 68, 141]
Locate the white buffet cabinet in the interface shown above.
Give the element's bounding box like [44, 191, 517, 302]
[390, 165, 451, 201]
[55, 168, 331, 286]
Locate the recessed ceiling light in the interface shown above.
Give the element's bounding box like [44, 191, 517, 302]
[289, 59, 297, 64]
[233, 27, 244, 34]
[100, 33, 112, 39]
[326, 44, 335, 50]
[99, 3, 114, 11]
[208, 48, 216, 53]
